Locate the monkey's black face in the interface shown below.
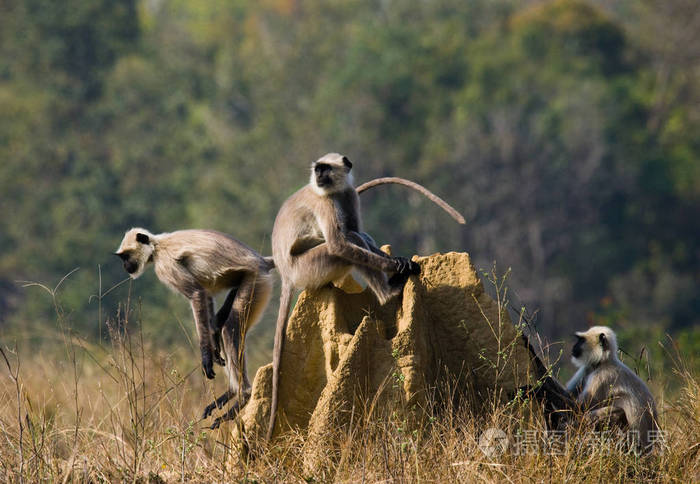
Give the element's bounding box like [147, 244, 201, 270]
[116, 252, 139, 274]
[572, 336, 585, 358]
[314, 163, 334, 189]
[124, 260, 139, 274]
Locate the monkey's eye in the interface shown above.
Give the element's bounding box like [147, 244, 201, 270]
[314, 163, 331, 175]
[117, 252, 130, 261]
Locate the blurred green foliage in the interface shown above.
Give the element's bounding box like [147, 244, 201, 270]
[0, 0, 698, 376]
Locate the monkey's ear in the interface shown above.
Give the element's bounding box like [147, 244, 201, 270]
[599, 333, 608, 350]
[136, 233, 150, 244]
[342, 156, 352, 170]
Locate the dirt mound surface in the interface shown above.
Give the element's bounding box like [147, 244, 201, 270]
[234, 252, 535, 446]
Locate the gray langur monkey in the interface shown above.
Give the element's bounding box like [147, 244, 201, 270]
[267, 153, 466, 440]
[565, 326, 659, 452]
[115, 228, 274, 428]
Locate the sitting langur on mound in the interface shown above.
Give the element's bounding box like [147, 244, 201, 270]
[566, 326, 659, 452]
[115, 228, 274, 428]
[267, 153, 466, 440]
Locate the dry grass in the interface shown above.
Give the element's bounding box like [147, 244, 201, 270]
[0, 278, 698, 482]
[1, 327, 698, 483]
[0, 342, 697, 483]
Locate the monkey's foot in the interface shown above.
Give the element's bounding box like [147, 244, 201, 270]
[202, 391, 233, 419]
[202, 402, 217, 420]
[209, 401, 243, 429]
[393, 256, 420, 276]
[388, 258, 420, 290]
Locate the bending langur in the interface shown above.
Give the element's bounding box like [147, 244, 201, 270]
[565, 326, 659, 452]
[268, 153, 422, 440]
[115, 228, 274, 428]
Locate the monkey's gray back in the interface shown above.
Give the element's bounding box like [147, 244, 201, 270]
[153, 229, 272, 296]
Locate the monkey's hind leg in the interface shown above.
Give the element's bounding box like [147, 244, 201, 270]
[204, 274, 271, 426]
[202, 306, 247, 425]
[349, 232, 419, 304]
[585, 405, 628, 430]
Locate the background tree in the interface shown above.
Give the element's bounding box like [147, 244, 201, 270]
[0, 0, 698, 373]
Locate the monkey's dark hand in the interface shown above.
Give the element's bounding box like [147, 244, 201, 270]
[393, 256, 420, 276]
[201, 347, 216, 379]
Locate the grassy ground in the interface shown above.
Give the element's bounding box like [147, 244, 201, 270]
[0, 284, 698, 482]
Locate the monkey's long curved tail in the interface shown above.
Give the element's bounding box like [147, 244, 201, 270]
[268, 282, 293, 441]
[356, 177, 466, 224]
